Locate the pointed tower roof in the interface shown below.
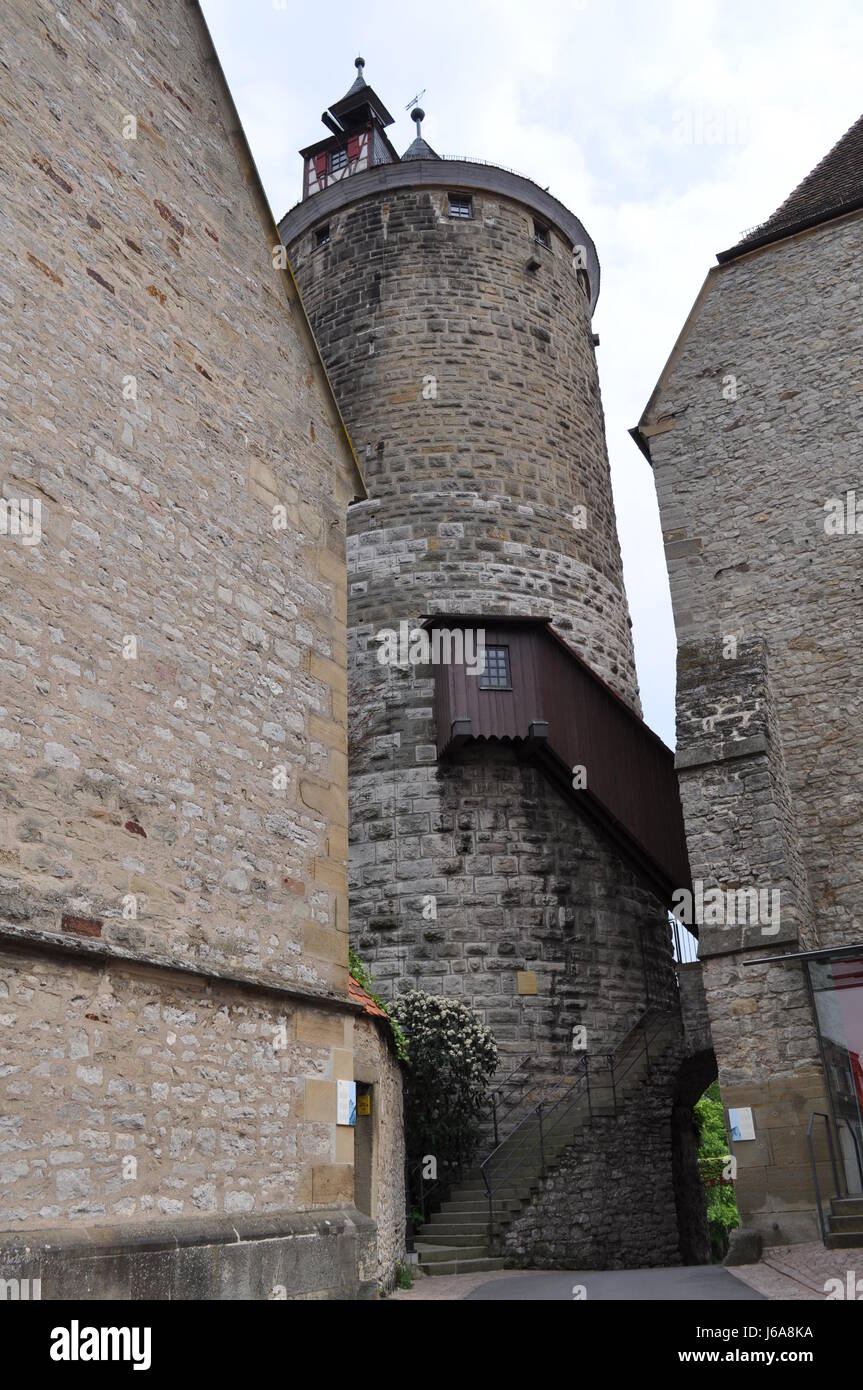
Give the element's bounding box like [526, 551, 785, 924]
[403, 106, 439, 161]
[342, 56, 369, 99]
[720, 112, 863, 261]
[329, 56, 395, 128]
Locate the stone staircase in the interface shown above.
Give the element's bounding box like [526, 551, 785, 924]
[824, 1195, 863, 1248]
[414, 1009, 681, 1276]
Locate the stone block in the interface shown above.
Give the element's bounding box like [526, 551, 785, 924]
[723, 1227, 762, 1266]
[305, 1080, 337, 1122]
[311, 1164, 354, 1204]
[296, 1010, 348, 1047]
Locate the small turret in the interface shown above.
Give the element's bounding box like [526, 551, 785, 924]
[299, 57, 399, 200]
[402, 106, 439, 161]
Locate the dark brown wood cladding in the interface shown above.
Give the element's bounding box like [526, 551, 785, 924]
[431, 617, 691, 899]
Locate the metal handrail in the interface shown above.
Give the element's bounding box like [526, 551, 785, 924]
[408, 1050, 547, 1223]
[836, 1117, 863, 1193]
[533, 1012, 668, 1143]
[482, 1050, 543, 1146]
[806, 1111, 841, 1244]
[480, 1009, 676, 1245]
[440, 154, 544, 187]
[478, 1031, 636, 1229]
[409, 1153, 466, 1224]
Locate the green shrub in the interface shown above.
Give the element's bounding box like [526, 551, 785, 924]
[389, 989, 498, 1183]
[695, 1081, 739, 1262]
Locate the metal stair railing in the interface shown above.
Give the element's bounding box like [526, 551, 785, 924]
[807, 1111, 863, 1245]
[841, 1119, 863, 1193]
[410, 1152, 468, 1226]
[408, 1049, 541, 1224]
[482, 1050, 545, 1147]
[807, 1112, 841, 1245]
[479, 1009, 678, 1246]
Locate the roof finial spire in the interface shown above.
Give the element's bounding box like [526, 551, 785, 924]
[342, 55, 368, 99]
[403, 103, 439, 161]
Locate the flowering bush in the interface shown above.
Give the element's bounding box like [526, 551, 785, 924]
[389, 990, 498, 1180]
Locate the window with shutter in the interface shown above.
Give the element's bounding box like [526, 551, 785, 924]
[313, 152, 328, 179]
[347, 134, 360, 161]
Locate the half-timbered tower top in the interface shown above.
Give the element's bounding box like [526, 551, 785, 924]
[299, 57, 400, 200]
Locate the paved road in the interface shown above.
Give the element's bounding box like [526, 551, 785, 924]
[467, 1265, 766, 1300]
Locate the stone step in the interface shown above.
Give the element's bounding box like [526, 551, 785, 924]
[418, 1229, 491, 1245]
[439, 1197, 521, 1214]
[462, 1031, 682, 1200]
[827, 1215, 863, 1234]
[416, 1241, 489, 1263]
[429, 1209, 496, 1224]
[455, 1184, 530, 1198]
[478, 1174, 541, 1195]
[484, 1154, 547, 1172]
[831, 1197, 863, 1217]
[501, 1134, 585, 1160]
[434, 1207, 520, 1222]
[480, 1152, 569, 1181]
[489, 1112, 617, 1159]
[484, 1089, 646, 1158]
[825, 1230, 863, 1249]
[421, 1256, 506, 1276]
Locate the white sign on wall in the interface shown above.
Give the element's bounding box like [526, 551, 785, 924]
[728, 1106, 755, 1141]
[337, 1079, 356, 1127]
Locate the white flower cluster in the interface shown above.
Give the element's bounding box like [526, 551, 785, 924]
[391, 990, 498, 1082]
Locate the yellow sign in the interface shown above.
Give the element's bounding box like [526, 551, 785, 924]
[357, 1093, 371, 1116]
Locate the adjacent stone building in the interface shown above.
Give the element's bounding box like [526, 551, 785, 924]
[634, 115, 863, 1251]
[0, 0, 403, 1298]
[281, 66, 711, 1268]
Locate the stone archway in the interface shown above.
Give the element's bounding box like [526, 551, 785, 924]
[671, 1047, 719, 1264]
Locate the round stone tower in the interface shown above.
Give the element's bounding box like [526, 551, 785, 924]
[279, 67, 676, 1069]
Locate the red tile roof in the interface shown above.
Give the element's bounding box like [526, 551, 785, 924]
[349, 975, 389, 1020]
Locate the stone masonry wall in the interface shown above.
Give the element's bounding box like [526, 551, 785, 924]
[0, 0, 373, 1288]
[1, 0, 358, 995]
[504, 1037, 693, 1269]
[352, 743, 676, 1065]
[353, 1016, 405, 1290]
[644, 215, 863, 1242]
[675, 638, 813, 956]
[282, 153, 703, 1262]
[649, 215, 863, 954]
[0, 942, 360, 1229]
[289, 186, 640, 713]
[284, 182, 656, 1060]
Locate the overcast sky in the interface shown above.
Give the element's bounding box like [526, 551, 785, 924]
[200, 0, 862, 744]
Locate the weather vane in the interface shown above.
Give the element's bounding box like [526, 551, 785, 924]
[405, 89, 426, 111]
